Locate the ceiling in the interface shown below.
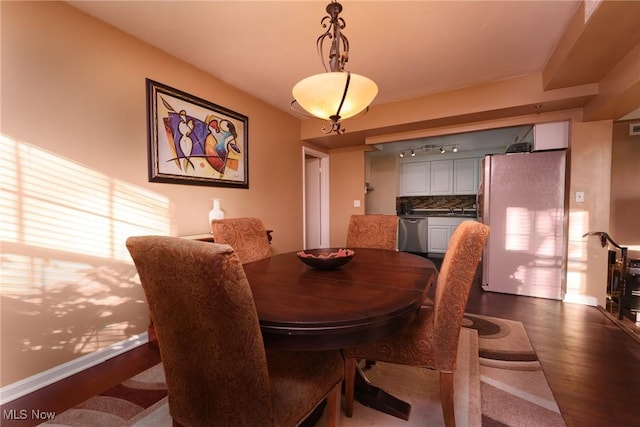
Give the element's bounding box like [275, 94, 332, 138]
[67, 1, 639, 152]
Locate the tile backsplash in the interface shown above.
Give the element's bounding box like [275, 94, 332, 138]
[396, 195, 476, 213]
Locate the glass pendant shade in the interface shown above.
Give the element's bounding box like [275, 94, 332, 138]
[292, 71, 378, 121]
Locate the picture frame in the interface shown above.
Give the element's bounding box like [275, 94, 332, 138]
[146, 79, 249, 188]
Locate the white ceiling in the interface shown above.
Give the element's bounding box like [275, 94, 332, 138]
[68, 0, 582, 117]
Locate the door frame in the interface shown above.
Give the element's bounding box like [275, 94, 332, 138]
[302, 147, 330, 249]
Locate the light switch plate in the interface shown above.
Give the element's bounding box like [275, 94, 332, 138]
[353, 200, 361, 207]
[575, 191, 585, 203]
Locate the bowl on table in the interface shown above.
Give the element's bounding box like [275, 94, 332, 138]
[296, 248, 355, 270]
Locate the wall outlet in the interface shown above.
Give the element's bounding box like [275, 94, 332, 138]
[575, 191, 585, 203]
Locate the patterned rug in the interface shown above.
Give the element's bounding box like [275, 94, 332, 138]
[317, 326, 480, 427]
[463, 314, 565, 427]
[42, 363, 168, 426]
[42, 315, 564, 426]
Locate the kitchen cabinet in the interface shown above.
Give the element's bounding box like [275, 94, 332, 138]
[533, 121, 569, 151]
[400, 156, 480, 196]
[400, 162, 431, 196]
[430, 160, 453, 195]
[428, 217, 465, 254]
[453, 158, 478, 194]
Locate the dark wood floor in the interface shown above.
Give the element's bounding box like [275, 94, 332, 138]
[468, 289, 640, 426]
[2, 282, 639, 427]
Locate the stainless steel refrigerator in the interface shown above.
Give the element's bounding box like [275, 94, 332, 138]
[478, 150, 568, 300]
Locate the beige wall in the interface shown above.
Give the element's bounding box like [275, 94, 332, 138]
[365, 156, 398, 214]
[329, 147, 366, 247]
[1, 1, 304, 386]
[610, 121, 640, 255]
[566, 120, 613, 306]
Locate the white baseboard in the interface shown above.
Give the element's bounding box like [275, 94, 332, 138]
[0, 332, 148, 405]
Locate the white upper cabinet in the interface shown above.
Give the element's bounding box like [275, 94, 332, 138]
[533, 121, 569, 151]
[430, 160, 453, 195]
[453, 158, 479, 194]
[400, 157, 481, 196]
[400, 162, 431, 196]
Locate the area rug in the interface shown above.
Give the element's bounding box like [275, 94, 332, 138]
[463, 314, 566, 427]
[42, 315, 564, 427]
[41, 363, 169, 427]
[316, 326, 480, 427]
[42, 329, 478, 427]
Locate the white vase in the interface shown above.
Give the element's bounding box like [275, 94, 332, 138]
[208, 198, 224, 225]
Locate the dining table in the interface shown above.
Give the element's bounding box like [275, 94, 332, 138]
[242, 247, 437, 420]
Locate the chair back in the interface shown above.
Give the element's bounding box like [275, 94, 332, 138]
[126, 236, 274, 426]
[432, 221, 489, 371]
[211, 217, 271, 264]
[346, 214, 398, 250]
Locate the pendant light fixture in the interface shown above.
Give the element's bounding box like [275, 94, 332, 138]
[291, 1, 378, 134]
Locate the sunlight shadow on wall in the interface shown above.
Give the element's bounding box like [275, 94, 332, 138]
[565, 209, 592, 302]
[502, 206, 564, 298]
[0, 134, 170, 385]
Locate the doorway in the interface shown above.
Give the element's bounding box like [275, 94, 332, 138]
[302, 147, 329, 249]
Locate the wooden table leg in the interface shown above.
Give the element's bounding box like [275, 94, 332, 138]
[353, 363, 411, 420]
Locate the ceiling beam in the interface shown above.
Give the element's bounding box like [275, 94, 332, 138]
[543, 0, 640, 90]
[583, 43, 640, 121]
[300, 73, 597, 147]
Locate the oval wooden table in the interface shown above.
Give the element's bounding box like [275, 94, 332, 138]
[242, 248, 437, 420]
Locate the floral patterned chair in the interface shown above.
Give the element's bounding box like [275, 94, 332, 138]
[346, 214, 398, 251]
[343, 221, 489, 427]
[211, 217, 271, 264]
[126, 236, 344, 427]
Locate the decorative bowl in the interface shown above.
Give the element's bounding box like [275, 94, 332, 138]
[296, 248, 355, 270]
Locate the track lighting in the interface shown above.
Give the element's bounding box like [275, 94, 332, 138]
[398, 144, 461, 158]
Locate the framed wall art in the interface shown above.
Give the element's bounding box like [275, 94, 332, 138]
[146, 79, 249, 188]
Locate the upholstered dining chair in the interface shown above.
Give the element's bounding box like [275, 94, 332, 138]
[346, 213, 437, 306]
[211, 217, 271, 264]
[346, 214, 398, 251]
[343, 221, 489, 427]
[126, 236, 344, 427]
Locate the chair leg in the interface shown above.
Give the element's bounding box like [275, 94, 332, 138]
[344, 357, 357, 417]
[325, 381, 342, 427]
[440, 371, 456, 427]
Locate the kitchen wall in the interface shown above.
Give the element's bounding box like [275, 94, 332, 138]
[1, 1, 306, 386]
[566, 120, 613, 306]
[364, 155, 397, 214]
